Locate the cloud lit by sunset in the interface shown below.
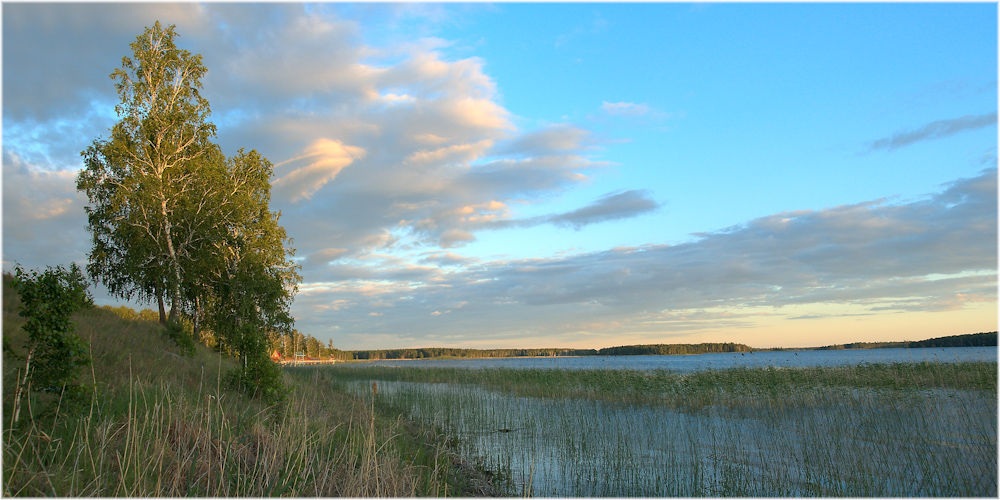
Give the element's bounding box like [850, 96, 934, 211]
[3, 3, 996, 350]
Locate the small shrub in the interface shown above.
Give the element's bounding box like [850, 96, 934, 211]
[11, 263, 94, 406]
[226, 350, 288, 403]
[163, 319, 196, 356]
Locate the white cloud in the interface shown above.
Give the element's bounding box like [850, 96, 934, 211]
[601, 101, 651, 117]
[5, 4, 624, 276]
[2, 152, 90, 270]
[497, 124, 597, 157]
[272, 139, 366, 202]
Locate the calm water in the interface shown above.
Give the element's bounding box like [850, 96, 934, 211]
[351, 379, 996, 496]
[342, 346, 999, 496]
[351, 346, 996, 372]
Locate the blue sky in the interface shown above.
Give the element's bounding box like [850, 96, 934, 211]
[3, 3, 997, 350]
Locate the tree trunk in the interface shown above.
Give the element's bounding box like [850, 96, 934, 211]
[157, 292, 167, 325]
[193, 295, 200, 341]
[162, 198, 183, 325]
[168, 297, 179, 324]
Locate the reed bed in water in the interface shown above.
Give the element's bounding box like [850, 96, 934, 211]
[319, 361, 998, 496]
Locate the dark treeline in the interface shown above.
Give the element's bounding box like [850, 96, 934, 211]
[910, 332, 996, 348]
[347, 343, 751, 360]
[344, 333, 995, 361]
[596, 343, 752, 356]
[351, 347, 599, 360]
[809, 332, 997, 351]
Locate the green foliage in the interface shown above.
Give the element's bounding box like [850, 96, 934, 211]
[811, 332, 997, 350]
[224, 350, 288, 403]
[77, 21, 218, 320]
[163, 319, 196, 356]
[343, 334, 995, 361]
[77, 22, 300, 400]
[11, 264, 94, 405]
[101, 305, 193, 355]
[4, 282, 474, 497]
[350, 347, 598, 360]
[346, 344, 748, 360]
[201, 149, 299, 398]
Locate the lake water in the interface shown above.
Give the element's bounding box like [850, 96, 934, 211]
[343, 351, 998, 496]
[351, 346, 996, 372]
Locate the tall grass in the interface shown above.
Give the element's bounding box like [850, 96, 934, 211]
[2, 278, 493, 496]
[320, 361, 998, 496]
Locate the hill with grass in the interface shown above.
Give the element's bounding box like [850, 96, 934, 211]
[1, 275, 496, 496]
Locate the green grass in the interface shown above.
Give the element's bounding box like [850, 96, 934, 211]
[317, 361, 998, 496]
[2, 277, 493, 497]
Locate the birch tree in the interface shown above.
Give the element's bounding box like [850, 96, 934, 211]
[79, 23, 300, 399]
[77, 21, 216, 323]
[204, 149, 300, 399]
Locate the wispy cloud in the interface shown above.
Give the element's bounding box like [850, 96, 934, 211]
[4, 4, 634, 270]
[471, 190, 660, 234]
[548, 190, 660, 229]
[272, 139, 366, 202]
[1, 4, 654, 272]
[554, 12, 608, 48]
[864, 112, 997, 153]
[601, 101, 652, 117]
[292, 169, 996, 347]
[594, 101, 673, 125]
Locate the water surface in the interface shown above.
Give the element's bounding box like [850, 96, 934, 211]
[351, 346, 996, 372]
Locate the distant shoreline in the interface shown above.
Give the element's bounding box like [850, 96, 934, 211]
[334, 332, 996, 362]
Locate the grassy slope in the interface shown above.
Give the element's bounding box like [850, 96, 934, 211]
[2, 278, 495, 497]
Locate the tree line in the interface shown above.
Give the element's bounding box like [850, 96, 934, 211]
[269, 329, 352, 361]
[342, 343, 752, 360]
[812, 332, 997, 350]
[340, 333, 994, 361]
[596, 343, 753, 356]
[348, 347, 601, 360]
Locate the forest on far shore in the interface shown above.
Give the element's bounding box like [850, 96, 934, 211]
[343, 332, 997, 361]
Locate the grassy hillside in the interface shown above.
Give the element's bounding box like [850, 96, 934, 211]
[2, 276, 496, 496]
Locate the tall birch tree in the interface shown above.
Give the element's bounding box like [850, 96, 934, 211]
[78, 21, 216, 323]
[79, 22, 300, 399]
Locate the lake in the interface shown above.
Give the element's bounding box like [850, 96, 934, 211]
[328, 346, 998, 496]
[350, 346, 997, 372]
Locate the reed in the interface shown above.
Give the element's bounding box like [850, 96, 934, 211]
[319, 361, 998, 496]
